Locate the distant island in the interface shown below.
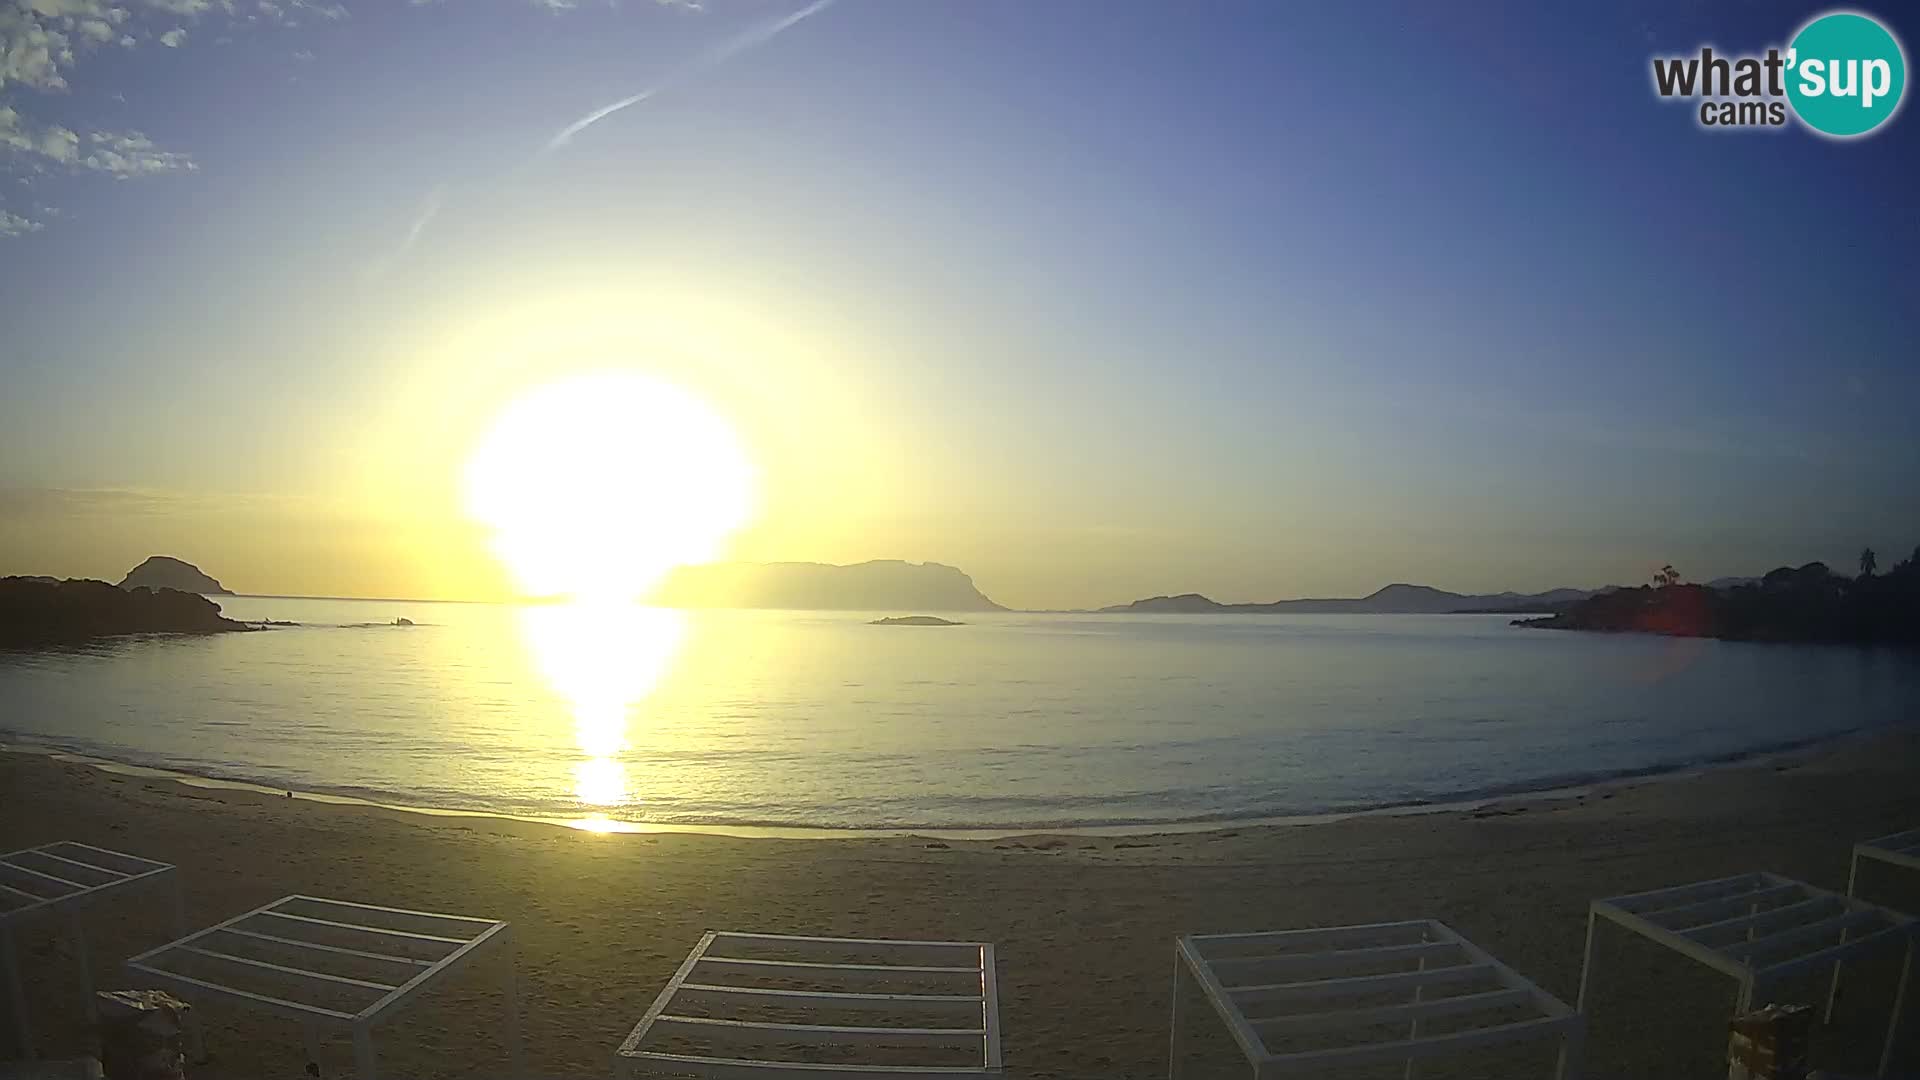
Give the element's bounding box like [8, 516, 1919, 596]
[1099, 583, 1598, 616]
[650, 560, 1003, 612]
[119, 555, 232, 595]
[1, 576, 249, 648]
[870, 615, 964, 626]
[1517, 550, 1920, 646]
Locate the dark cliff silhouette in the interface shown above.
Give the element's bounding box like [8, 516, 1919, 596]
[118, 555, 233, 595]
[650, 560, 1003, 612]
[1, 577, 250, 648]
[1515, 548, 1920, 645]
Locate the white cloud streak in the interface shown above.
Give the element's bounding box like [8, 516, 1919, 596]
[0, 206, 40, 234]
[3, 0, 722, 237]
[3, 105, 193, 176]
[1, 0, 312, 233]
[375, 0, 833, 274]
[362, 182, 442, 280]
[545, 88, 656, 151]
[543, 0, 832, 154]
[83, 128, 195, 175]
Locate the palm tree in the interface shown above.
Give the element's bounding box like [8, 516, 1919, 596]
[1859, 547, 1878, 578]
[1653, 564, 1679, 587]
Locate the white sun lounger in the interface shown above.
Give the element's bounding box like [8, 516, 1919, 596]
[1845, 827, 1920, 896]
[126, 894, 520, 1080]
[1824, 829, 1920, 1039]
[616, 930, 1002, 1079]
[0, 841, 183, 1059]
[1171, 919, 1582, 1078]
[1579, 872, 1916, 1077]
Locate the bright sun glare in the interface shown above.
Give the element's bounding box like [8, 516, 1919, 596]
[464, 371, 757, 600]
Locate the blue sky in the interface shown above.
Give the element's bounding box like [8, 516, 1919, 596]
[2, 0, 1916, 607]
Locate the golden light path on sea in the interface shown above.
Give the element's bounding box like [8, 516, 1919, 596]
[518, 602, 687, 824]
[464, 370, 756, 828]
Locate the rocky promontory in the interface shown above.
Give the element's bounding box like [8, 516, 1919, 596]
[0, 577, 250, 648]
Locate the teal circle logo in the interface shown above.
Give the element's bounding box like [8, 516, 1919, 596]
[1786, 11, 1907, 137]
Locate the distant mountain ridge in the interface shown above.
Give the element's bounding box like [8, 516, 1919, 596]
[650, 560, 1004, 612]
[1100, 582, 1607, 615]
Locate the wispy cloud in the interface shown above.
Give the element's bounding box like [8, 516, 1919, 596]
[3, 0, 723, 237]
[1, 107, 73, 161]
[397, 183, 444, 252]
[0, 206, 40, 235]
[3, 106, 195, 177]
[0, 485, 330, 521]
[84, 129, 197, 177]
[374, 0, 833, 273]
[363, 183, 443, 281]
[1, 0, 346, 234]
[544, 0, 832, 154]
[544, 89, 659, 152]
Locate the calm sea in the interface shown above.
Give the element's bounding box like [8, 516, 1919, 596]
[3, 597, 1916, 832]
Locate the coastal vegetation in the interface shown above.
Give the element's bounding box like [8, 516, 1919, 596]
[1516, 546, 1920, 645]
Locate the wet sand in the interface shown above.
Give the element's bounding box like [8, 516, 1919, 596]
[3, 732, 1919, 1078]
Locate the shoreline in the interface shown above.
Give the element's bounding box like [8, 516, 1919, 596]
[2, 723, 1893, 841]
[5, 728, 1920, 1077]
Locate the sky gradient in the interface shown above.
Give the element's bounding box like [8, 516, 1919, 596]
[3, 0, 1917, 609]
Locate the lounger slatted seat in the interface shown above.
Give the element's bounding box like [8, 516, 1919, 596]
[616, 931, 1002, 1079]
[1171, 919, 1582, 1078]
[1579, 872, 1917, 1078]
[0, 841, 182, 1059]
[125, 894, 519, 1080]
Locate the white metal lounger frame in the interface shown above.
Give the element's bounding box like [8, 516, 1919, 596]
[1578, 871, 1916, 1078]
[0, 841, 183, 1059]
[615, 931, 1003, 1079]
[125, 894, 520, 1080]
[1845, 826, 1920, 898]
[1171, 919, 1582, 1079]
[1826, 828, 1920, 1040]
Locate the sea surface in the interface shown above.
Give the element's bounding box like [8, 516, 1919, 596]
[3, 597, 1917, 832]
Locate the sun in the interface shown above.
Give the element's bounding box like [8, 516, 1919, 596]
[464, 371, 756, 600]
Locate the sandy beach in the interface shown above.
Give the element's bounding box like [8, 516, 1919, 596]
[4, 733, 1919, 1079]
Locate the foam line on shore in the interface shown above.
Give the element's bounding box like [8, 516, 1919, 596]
[1, 727, 1890, 842]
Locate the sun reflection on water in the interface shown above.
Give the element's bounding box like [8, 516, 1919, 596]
[517, 602, 685, 824]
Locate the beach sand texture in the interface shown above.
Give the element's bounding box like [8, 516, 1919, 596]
[3, 733, 1919, 1078]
